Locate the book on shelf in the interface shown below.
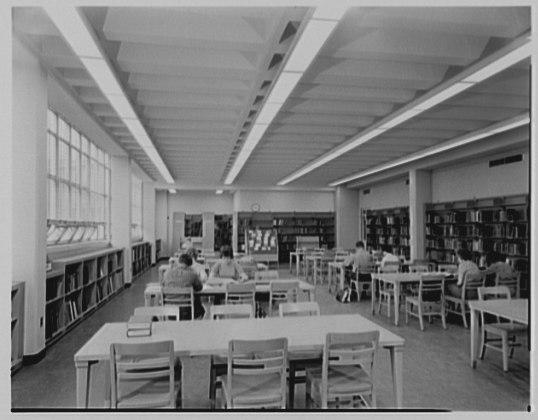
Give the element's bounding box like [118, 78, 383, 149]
[126, 316, 152, 338]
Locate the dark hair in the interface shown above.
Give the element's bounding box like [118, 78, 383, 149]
[179, 253, 193, 267]
[220, 245, 234, 259]
[185, 247, 198, 261]
[486, 251, 505, 266]
[457, 248, 473, 261]
[355, 241, 365, 249]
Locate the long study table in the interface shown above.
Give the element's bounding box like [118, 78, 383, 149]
[74, 314, 405, 408]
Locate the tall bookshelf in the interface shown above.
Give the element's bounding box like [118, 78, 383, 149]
[365, 207, 410, 259]
[132, 241, 152, 279]
[11, 282, 25, 373]
[425, 194, 529, 296]
[237, 212, 335, 263]
[214, 214, 233, 251]
[46, 248, 124, 346]
[185, 214, 203, 237]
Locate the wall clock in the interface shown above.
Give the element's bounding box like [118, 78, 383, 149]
[251, 203, 261, 212]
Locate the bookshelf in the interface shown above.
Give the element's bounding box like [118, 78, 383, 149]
[11, 282, 25, 373]
[237, 212, 335, 263]
[155, 239, 162, 261]
[214, 214, 233, 251]
[46, 248, 124, 346]
[185, 214, 203, 237]
[425, 194, 529, 296]
[132, 241, 152, 279]
[365, 207, 410, 259]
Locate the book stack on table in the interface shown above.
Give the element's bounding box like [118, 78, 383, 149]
[126, 316, 152, 337]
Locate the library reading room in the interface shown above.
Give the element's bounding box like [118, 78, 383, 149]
[6, 0, 536, 415]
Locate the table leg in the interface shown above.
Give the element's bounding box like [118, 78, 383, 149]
[394, 282, 400, 326]
[328, 264, 333, 292]
[389, 346, 404, 408]
[308, 289, 314, 302]
[470, 307, 479, 368]
[75, 360, 93, 408]
[104, 360, 111, 408]
[371, 275, 377, 315]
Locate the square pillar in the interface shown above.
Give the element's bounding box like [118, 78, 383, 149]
[409, 169, 432, 261]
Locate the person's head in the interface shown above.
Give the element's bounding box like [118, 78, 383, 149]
[220, 245, 234, 261]
[456, 248, 473, 262]
[178, 253, 193, 268]
[355, 241, 365, 250]
[486, 251, 505, 266]
[185, 247, 198, 262]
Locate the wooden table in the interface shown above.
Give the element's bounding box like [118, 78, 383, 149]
[145, 278, 316, 305]
[289, 250, 301, 274]
[468, 299, 528, 368]
[371, 272, 455, 326]
[327, 261, 345, 293]
[74, 314, 405, 408]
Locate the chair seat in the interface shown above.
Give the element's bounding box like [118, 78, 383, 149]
[306, 365, 372, 395]
[221, 373, 283, 406]
[288, 350, 322, 362]
[484, 322, 528, 335]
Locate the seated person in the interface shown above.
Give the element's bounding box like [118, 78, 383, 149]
[380, 245, 400, 268]
[483, 251, 513, 286]
[343, 241, 373, 277]
[185, 247, 208, 283]
[446, 248, 480, 299]
[163, 253, 204, 319]
[209, 245, 249, 283]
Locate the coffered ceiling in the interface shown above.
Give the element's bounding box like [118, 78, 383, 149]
[13, 5, 531, 190]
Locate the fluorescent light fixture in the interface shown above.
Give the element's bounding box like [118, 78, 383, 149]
[284, 20, 338, 72]
[80, 58, 124, 95]
[256, 103, 282, 125]
[462, 42, 532, 83]
[216, 189, 223, 195]
[266, 72, 302, 104]
[330, 114, 529, 186]
[412, 82, 474, 111]
[107, 94, 138, 119]
[312, 6, 348, 21]
[379, 109, 423, 130]
[242, 124, 269, 150]
[168, 189, 177, 194]
[44, 6, 102, 58]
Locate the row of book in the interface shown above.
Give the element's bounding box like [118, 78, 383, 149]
[64, 272, 80, 294]
[368, 227, 409, 236]
[367, 216, 408, 226]
[493, 242, 527, 256]
[65, 299, 79, 323]
[427, 208, 526, 224]
[45, 306, 62, 339]
[46, 277, 63, 301]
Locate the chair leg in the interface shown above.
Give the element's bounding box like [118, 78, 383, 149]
[209, 364, 217, 409]
[461, 303, 468, 329]
[479, 330, 487, 360]
[288, 363, 296, 409]
[418, 303, 424, 331]
[441, 305, 447, 329]
[405, 300, 409, 325]
[502, 333, 509, 372]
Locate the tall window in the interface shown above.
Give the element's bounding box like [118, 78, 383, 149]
[47, 109, 111, 245]
[131, 175, 143, 241]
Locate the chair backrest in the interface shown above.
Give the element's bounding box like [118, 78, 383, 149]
[477, 285, 511, 301]
[226, 337, 288, 409]
[254, 270, 279, 283]
[379, 262, 399, 273]
[110, 340, 175, 409]
[270, 280, 299, 304]
[418, 274, 445, 302]
[133, 306, 180, 322]
[357, 263, 375, 274]
[321, 331, 379, 408]
[496, 272, 520, 298]
[210, 303, 254, 320]
[225, 282, 256, 306]
[409, 264, 430, 273]
[162, 286, 194, 320]
[437, 263, 458, 274]
[278, 301, 321, 317]
[334, 251, 349, 262]
[462, 271, 485, 300]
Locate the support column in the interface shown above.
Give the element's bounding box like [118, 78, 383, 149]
[111, 156, 132, 284]
[142, 181, 156, 264]
[334, 186, 360, 249]
[12, 38, 48, 355]
[202, 212, 215, 251]
[409, 169, 432, 261]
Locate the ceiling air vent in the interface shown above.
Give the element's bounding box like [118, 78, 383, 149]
[489, 154, 523, 168]
[363, 189, 371, 195]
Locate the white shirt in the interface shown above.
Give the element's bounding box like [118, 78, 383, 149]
[191, 261, 208, 282]
[381, 252, 400, 267]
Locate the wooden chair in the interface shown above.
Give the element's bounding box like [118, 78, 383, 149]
[133, 306, 180, 322]
[495, 272, 520, 298]
[405, 274, 446, 331]
[225, 282, 256, 308]
[477, 286, 527, 372]
[109, 340, 178, 409]
[376, 264, 400, 317]
[162, 286, 194, 321]
[269, 280, 299, 316]
[254, 270, 279, 284]
[209, 304, 254, 408]
[221, 338, 288, 409]
[445, 271, 485, 328]
[437, 263, 458, 274]
[305, 331, 379, 409]
[279, 302, 322, 408]
[314, 251, 335, 286]
[349, 264, 375, 302]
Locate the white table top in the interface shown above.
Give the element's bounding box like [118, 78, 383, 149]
[469, 299, 528, 325]
[74, 314, 404, 363]
[374, 272, 455, 283]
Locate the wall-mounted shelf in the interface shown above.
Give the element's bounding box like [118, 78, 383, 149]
[365, 207, 410, 259]
[11, 282, 25, 373]
[132, 241, 151, 279]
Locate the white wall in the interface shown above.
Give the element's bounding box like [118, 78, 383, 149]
[335, 187, 360, 249]
[155, 190, 168, 257]
[168, 191, 234, 214]
[431, 149, 529, 202]
[12, 38, 48, 355]
[358, 178, 410, 210]
[234, 190, 334, 212]
[142, 182, 156, 263]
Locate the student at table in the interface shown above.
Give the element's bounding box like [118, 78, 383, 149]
[186, 247, 208, 283]
[446, 248, 480, 298]
[209, 245, 249, 282]
[380, 245, 400, 267]
[163, 253, 205, 319]
[343, 241, 374, 284]
[483, 251, 513, 286]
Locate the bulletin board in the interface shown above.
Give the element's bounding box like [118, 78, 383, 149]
[244, 228, 279, 264]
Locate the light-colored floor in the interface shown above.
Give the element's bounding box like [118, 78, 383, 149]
[11, 262, 530, 411]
